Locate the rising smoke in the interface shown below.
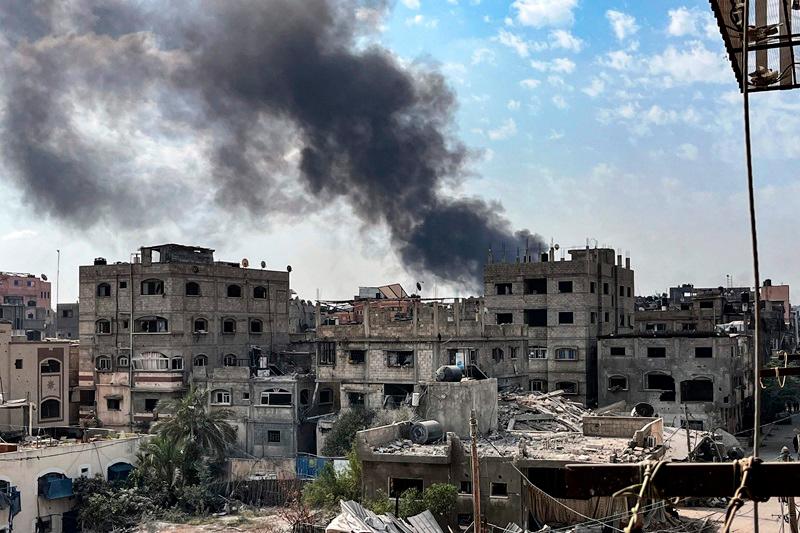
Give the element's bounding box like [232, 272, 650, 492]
[0, 0, 542, 289]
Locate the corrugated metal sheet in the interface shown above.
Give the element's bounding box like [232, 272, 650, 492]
[329, 501, 444, 533]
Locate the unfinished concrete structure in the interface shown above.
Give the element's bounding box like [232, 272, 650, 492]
[598, 332, 751, 432]
[79, 244, 291, 433]
[483, 247, 635, 406]
[56, 303, 79, 340]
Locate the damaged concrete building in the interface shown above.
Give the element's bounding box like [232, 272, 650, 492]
[356, 389, 682, 531]
[597, 332, 750, 432]
[78, 243, 327, 459]
[483, 247, 635, 406]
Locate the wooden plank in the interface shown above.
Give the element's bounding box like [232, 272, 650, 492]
[563, 461, 800, 499]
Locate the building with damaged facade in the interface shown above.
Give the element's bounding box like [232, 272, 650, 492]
[77, 243, 328, 460]
[0, 271, 54, 341]
[597, 332, 751, 432]
[483, 247, 635, 406]
[355, 390, 684, 531]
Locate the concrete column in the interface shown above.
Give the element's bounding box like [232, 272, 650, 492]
[364, 301, 370, 337]
[433, 302, 439, 338]
[315, 302, 321, 330]
[454, 298, 461, 336]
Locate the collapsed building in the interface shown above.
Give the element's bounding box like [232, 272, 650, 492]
[355, 387, 683, 531]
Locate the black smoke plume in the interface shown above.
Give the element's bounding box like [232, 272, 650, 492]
[0, 0, 542, 289]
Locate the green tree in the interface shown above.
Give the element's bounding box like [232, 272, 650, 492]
[321, 408, 375, 457]
[152, 385, 237, 460]
[135, 433, 184, 494]
[302, 450, 363, 509]
[422, 483, 457, 518]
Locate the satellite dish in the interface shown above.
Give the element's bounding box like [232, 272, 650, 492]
[287, 265, 292, 273]
[260, 261, 266, 269]
[554, 243, 560, 250]
[41, 274, 48, 281]
[241, 258, 249, 268]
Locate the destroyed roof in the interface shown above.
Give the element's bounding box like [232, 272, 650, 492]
[326, 500, 443, 533]
[499, 390, 585, 432]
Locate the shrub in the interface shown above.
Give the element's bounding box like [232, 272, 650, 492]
[321, 408, 375, 457]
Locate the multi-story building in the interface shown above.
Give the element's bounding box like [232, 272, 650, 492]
[314, 246, 634, 409]
[0, 322, 78, 435]
[597, 332, 751, 432]
[0, 272, 53, 340]
[483, 247, 635, 406]
[56, 303, 79, 340]
[79, 244, 291, 433]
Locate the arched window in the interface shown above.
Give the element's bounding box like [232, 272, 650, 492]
[227, 284, 242, 298]
[645, 372, 676, 401]
[211, 389, 231, 405]
[141, 279, 164, 295]
[135, 316, 168, 333]
[96, 356, 111, 371]
[107, 462, 134, 482]
[193, 318, 208, 333]
[40, 399, 60, 419]
[555, 381, 578, 395]
[185, 282, 200, 296]
[223, 354, 237, 367]
[97, 283, 111, 297]
[27, 299, 37, 307]
[117, 355, 129, 368]
[253, 286, 267, 299]
[40, 359, 61, 374]
[193, 354, 208, 367]
[96, 319, 111, 334]
[132, 352, 169, 371]
[250, 319, 263, 334]
[222, 318, 236, 334]
[608, 375, 628, 391]
[680, 377, 713, 402]
[171, 357, 184, 371]
[260, 388, 292, 406]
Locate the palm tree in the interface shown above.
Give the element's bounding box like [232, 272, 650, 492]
[152, 385, 237, 460]
[136, 433, 184, 490]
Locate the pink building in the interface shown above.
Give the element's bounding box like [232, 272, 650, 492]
[761, 280, 790, 323]
[0, 272, 52, 309]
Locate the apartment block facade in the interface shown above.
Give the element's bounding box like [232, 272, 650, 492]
[483, 247, 635, 406]
[79, 244, 291, 433]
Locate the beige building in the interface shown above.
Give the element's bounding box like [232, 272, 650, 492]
[0, 434, 144, 532]
[0, 322, 77, 434]
[79, 244, 290, 430]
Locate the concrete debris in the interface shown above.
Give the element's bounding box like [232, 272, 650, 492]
[499, 390, 586, 433]
[372, 438, 447, 456]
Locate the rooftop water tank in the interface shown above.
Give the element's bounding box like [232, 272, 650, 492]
[410, 420, 443, 444]
[435, 365, 462, 382]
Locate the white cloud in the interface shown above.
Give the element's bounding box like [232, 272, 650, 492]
[551, 57, 575, 73]
[471, 48, 496, 65]
[550, 29, 583, 52]
[648, 41, 729, 85]
[519, 78, 541, 89]
[667, 7, 718, 39]
[507, 99, 521, 111]
[547, 75, 567, 87]
[552, 94, 568, 109]
[548, 129, 565, 140]
[606, 10, 638, 41]
[599, 49, 634, 70]
[677, 143, 699, 160]
[2, 229, 38, 241]
[495, 29, 546, 57]
[582, 77, 605, 98]
[405, 15, 438, 28]
[530, 58, 575, 73]
[488, 118, 518, 140]
[512, 0, 578, 28]
[401, 0, 421, 9]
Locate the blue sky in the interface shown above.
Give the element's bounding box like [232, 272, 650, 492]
[1, 0, 799, 304]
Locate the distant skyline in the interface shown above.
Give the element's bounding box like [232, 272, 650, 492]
[1, 1, 798, 304]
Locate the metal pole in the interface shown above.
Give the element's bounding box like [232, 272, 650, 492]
[741, 1, 762, 529]
[55, 249, 60, 338]
[129, 257, 135, 429]
[683, 405, 692, 460]
[470, 409, 482, 533]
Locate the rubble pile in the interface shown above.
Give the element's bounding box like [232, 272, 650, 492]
[372, 438, 447, 456]
[499, 390, 587, 432]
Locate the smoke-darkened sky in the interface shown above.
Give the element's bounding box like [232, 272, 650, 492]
[2, 0, 799, 304]
[0, 0, 540, 293]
